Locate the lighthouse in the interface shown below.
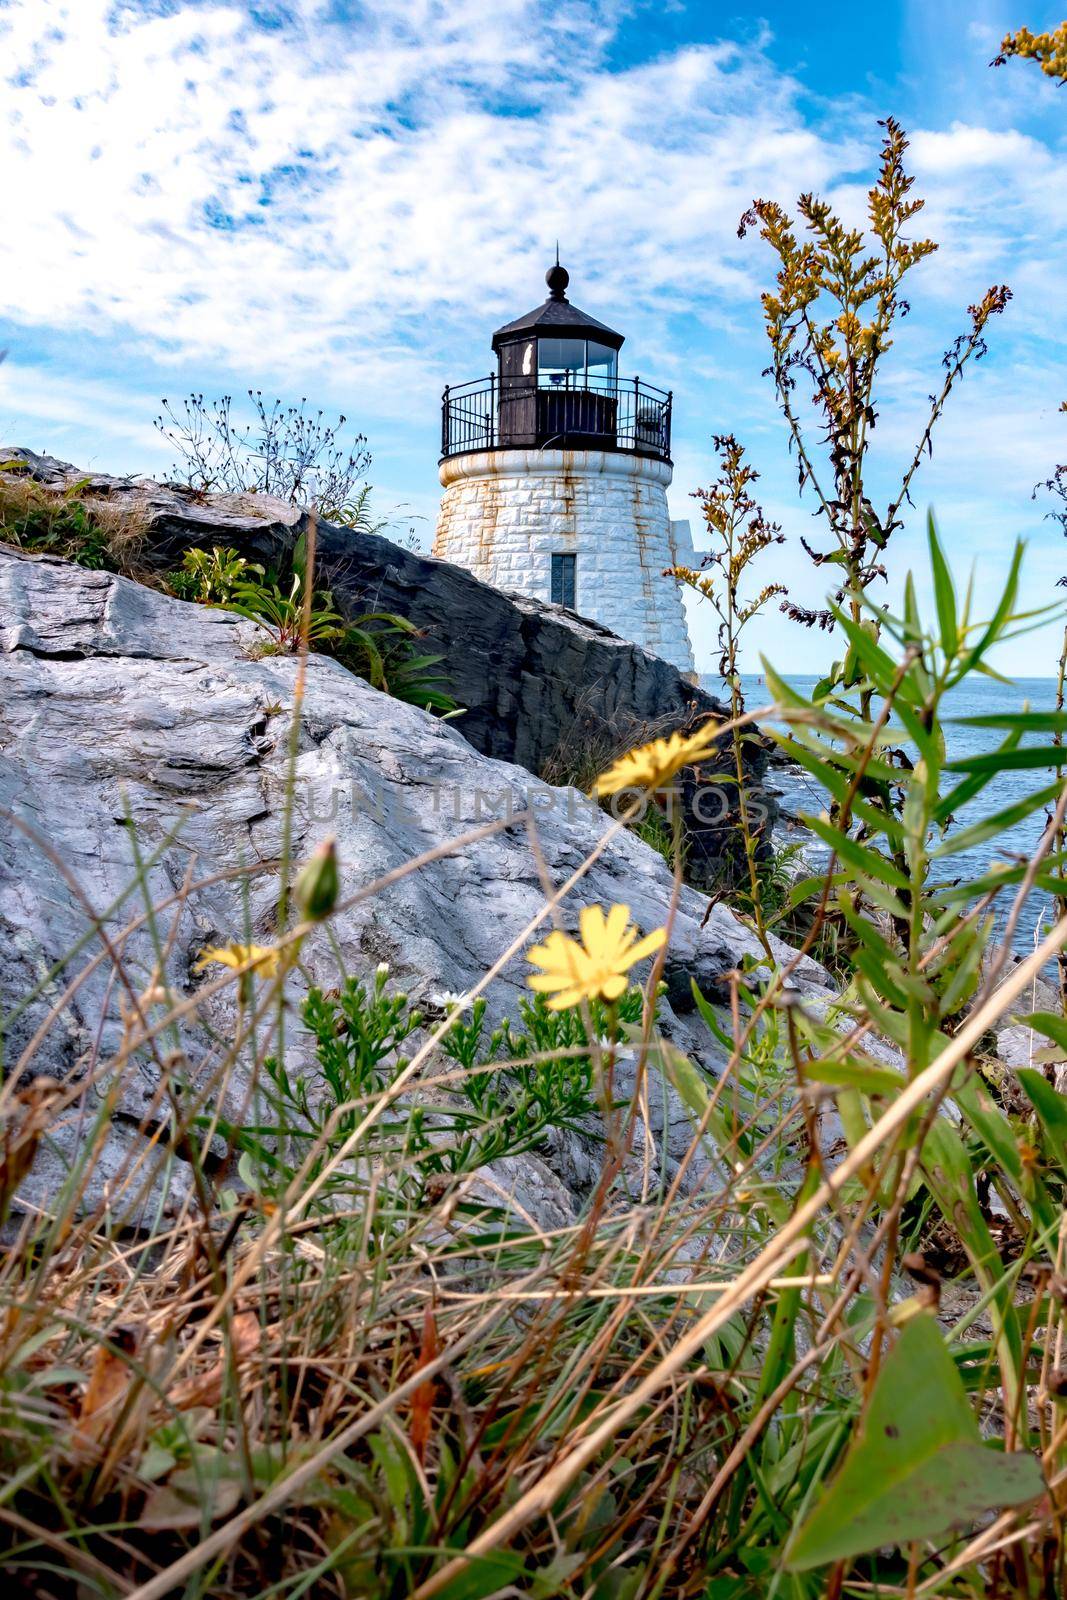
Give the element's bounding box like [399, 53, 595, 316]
[434, 262, 696, 676]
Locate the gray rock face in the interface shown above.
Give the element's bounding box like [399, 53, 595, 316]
[0, 546, 831, 1221]
[2, 449, 777, 887]
[2, 445, 303, 566]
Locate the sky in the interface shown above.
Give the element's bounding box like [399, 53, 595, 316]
[2, 0, 1066, 676]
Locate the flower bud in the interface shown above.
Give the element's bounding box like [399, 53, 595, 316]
[296, 836, 339, 921]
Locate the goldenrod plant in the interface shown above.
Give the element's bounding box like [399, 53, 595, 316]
[668, 436, 788, 945]
[740, 121, 1010, 638]
[994, 21, 1067, 80]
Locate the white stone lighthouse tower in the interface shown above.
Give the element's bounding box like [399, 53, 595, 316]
[434, 262, 696, 676]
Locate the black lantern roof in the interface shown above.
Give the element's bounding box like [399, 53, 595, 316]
[441, 258, 671, 464]
[491, 263, 625, 353]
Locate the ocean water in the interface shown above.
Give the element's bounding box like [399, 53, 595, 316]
[700, 674, 1066, 956]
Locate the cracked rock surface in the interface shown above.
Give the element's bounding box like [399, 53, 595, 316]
[3, 448, 778, 888]
[0, 547, 832, 1223]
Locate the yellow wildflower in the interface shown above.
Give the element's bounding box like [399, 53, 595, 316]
[193, 943, 282, 979]
[527, 904, 666, 1010]
[594, 723, 720, 798]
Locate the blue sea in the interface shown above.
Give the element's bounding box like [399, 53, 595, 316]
[700, 674, 1066, 957]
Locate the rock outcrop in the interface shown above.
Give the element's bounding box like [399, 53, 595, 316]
[2, 449, 777, 887]
[0, 545, 830, 1222]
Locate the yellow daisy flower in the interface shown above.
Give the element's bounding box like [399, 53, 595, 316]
[593, 722, 720, 798]
[193, 943, 282, 979]
[527, 903, 666, 1010]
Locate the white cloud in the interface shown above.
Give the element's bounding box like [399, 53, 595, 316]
[4, 3, 1063, 397]
[910, 122, 1036, 172]
[2, 0, 1066, 677]
[0, 0, 859, 382]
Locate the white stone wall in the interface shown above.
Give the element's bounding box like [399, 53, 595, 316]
[434, 447, 696, 676]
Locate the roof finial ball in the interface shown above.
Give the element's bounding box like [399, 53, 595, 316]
[546, 260, 569, 301]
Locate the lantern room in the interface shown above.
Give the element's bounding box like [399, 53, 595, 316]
[441, 263, 672, 462]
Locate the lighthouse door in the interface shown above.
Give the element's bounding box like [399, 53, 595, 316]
[498, 338, 536, 447]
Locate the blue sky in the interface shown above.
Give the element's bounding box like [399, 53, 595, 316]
[2, 0, 1066, 674]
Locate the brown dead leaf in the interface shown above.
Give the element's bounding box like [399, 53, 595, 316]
[75, 1327, 138, 1451]
[170, 1310, 263, 1412]
[0, 1078, 63, 1225]
[409, 1304, 438, 1465]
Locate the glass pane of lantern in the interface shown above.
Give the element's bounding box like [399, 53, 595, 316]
[538, 338, 585, 387]
[586, 341, 617, 386]
[500, 340, 535, 384]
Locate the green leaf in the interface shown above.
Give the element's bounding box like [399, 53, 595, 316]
[690, 980, 733, 1051]
[952, 711, 1067, 733]
[930, 781, 1063, 858]
[954, 539, 1024, 680]
[852, 944, 911, 1011]
[945, 745, 1067, 775]
[660, 1039, 713, 1121]
[770, 736, 905, 842]
[781, 871, 848, 913]
[759, 658, 813, 713]
[419, 1551, 542, 1600]
[803, 815, 912, 891]
[828, 603, 919, 704]
[931, 857, 1067, 905]
[754, 1166, 820, 1408]
[786, 1314, 1043, 1571]
[922, 1121, 1026, 1412]
[891, 697, 941, 770]
[902, 569, 923, 645]
[935, 920, 990, 1015]
[802, 1055, 904, 1094]
[934, 734, 1022, 824]
[971, 656, 1016, 686]
[953, 1073, 1024, 1186]
[1017, 1068, 1067, 1176]
[1021, 1011, 1067, 1054]
[928, 513, 957, 659]
[834, 889, 892, 952]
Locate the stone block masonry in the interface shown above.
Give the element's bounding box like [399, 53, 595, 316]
[434, 447, 696, 676]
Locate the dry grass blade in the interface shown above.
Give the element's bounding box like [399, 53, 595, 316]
[412, 914, 1067, 1597]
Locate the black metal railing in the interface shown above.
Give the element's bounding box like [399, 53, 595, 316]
[440, 374, 672, 463]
